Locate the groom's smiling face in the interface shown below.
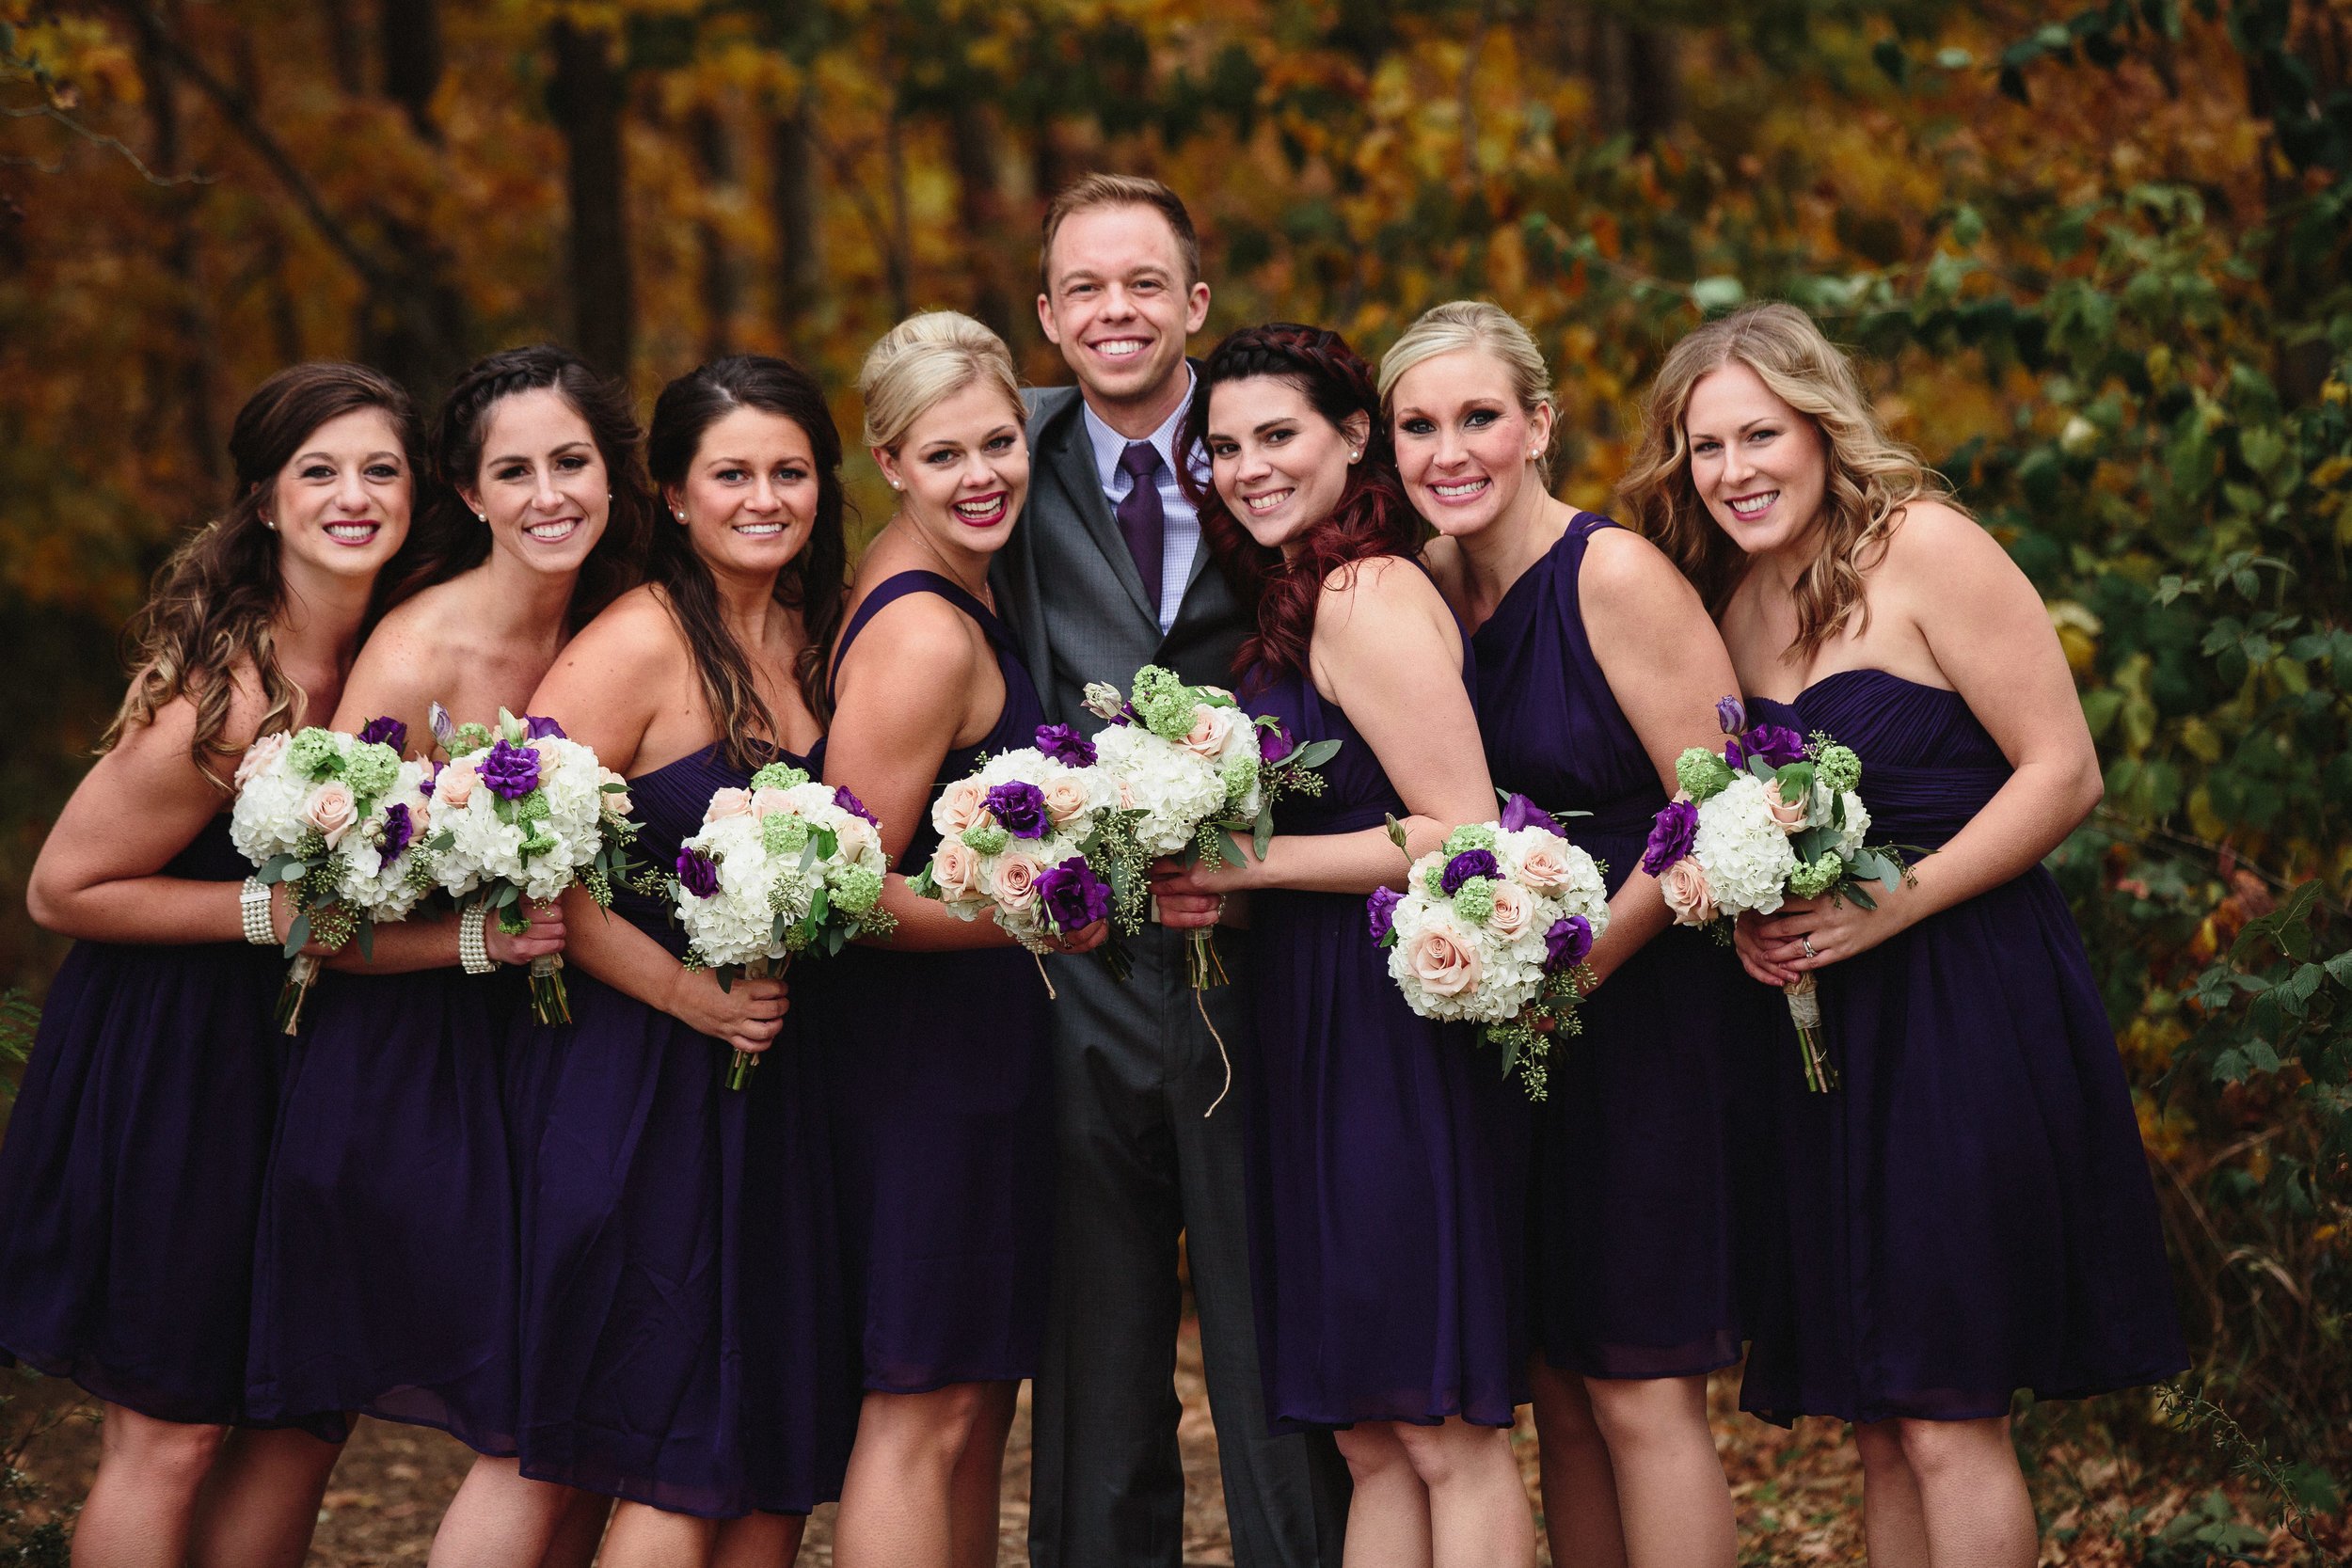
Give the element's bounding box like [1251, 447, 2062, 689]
[1038, 204, 1211, 413]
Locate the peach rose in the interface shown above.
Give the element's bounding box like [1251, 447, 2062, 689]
[1763, 780, 1808, 832]
[598, 768, 633, 817]
[1516, 838, 1577, 895]
[991, 850, 1044, 911]
[1659, 857, 1718, 925]
[435, 758, 478, 809]
[304, 780, 359, 848]
[1114, 775, 1140, 810]
[751, 786, 794, 817]
[235, 731, 290, 787]
[1180, 703, 1243, 761]
[834, 815, 880, 864]
[1487, 880, 1534, 940]
[938, 777, 989, 834]
[1404, 920, 1483, 997]
[1041, 774, 1092, 826]
[930, 840, 982, 902]
[705, 787, 755, 821]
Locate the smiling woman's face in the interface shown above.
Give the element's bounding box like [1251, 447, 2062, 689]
[878, 377, 1030, 561]
[1204, 374, 1367, 556]
[1683, 359, 1828, 557]
[463, 388, 611, 579]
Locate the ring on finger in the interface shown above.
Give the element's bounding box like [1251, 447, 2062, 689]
[1801, 934, 1817, 959]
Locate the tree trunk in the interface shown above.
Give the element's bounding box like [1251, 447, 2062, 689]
[132, 3, 221, 482]
[691, 104, 739, 362]
[947, 97, 1012, 340]
[319, 0, 365, 94]
[881, 105, 912, 320]
[378, 0, 443, 143]
[548, 18, 633, 376]
[769, 92, 822, 351]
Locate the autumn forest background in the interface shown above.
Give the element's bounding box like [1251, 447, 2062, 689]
[3, 0, 2351, 1560]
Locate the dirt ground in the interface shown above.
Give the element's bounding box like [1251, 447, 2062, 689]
[9, 1328, 2337, 1566]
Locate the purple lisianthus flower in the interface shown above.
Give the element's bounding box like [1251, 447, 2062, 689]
[1744, 723, 1806, 768]
[1641, 798, 1699, 876]
[358, 715, 407, 752]
[522, 714, 567, 740]
[1499, 792, 1565, 837]
[833, 785, 878, 826]
[1439, 848, 1501, 895]
[982, 780, 1051, 840]
[1543, 914, 1595, 974]
[1715, 695, 1747, 736]
[675, 847, 721, 899]
[1366, 884, 1403, 944]
[1037, 858, 1112, 932]
[1034, 723, 1098, 768]
[380, 801, 414, 859]
[478, 737, 542, 800]
[1258, 721, 1295, 766]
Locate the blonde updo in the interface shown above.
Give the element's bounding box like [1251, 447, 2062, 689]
[857, 310, 1025, 452]
[1377, 300, 1558, 484]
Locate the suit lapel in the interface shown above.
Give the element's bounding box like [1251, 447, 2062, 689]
[1041, 402, 1159, 629]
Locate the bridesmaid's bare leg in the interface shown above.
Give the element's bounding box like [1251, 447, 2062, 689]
[541, 1488, 615, 1568]
[599, 1500, 717, 1567]
[1333, 1422, 1433, 1568]
[429, 1455, 583, 1568]
[1854, 1420, 1930, 1567]
[1391, 1418, 1536, 1568]
[1530, 1359, 1629, 1568]
[711, 1509, 806, 1568]
[187, 1422, 344, 1568]
[72, 1405, 227, 1568]
[1895, 1416, 2035, 1568]
[947, 1380, 1016, 1568]
[1583, 1374, 1735, 1568]
[833, 1384, 990, 1568]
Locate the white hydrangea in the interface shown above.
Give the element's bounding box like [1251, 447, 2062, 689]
[1832, 791, 1871, 860]
[331, 757, 434, 920]
[230, 730, 432, 921]
[430, 733, 625, 904]
[1690, 774, 1801, 916]
[675, 777, 892, 971]
[1093, 722, 1230, 856]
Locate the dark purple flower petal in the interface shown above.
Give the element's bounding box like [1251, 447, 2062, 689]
[478, 737, 542, 801]
[1439, 848, 1501, 895]
[1034, 723, 1098, 768]
[1715, 695, 1747, 736]
[1641, 798, 1699, 877]
[522, 714, 567, 740]
[1745, 723, 1805, 768]
[834, 785, 879, 826]
[380, 801, 413, 859]
[1258, 721, 1295, 766]
[1543, 914, 1594, 973]
[1366, 885, 1402, 943]
[358, 715, 407, 752]
[676, 847, 721, 899]
[1499, 792, 1564, 836]
[981, 780, 1052, 840]
[1036, 858, 1112, 931]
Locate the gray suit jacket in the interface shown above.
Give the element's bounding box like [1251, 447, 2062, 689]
[993, 378, 1251, 724]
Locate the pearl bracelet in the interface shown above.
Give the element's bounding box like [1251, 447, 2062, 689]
[458, 903, 496, 974]
[239, 878, 276, 947]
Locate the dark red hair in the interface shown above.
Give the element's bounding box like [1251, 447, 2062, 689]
[1180, 323, 1421, 687]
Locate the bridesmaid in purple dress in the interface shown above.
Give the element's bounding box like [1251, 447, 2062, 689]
[817, 311, 1104, 1568]
[436, 356, 860, 1567]
[1152, 324, 1536, 1568]
[243, 346, 647, 1566]
[0, 363, 420, 1568]
[1628, 303, 2185, 1567]
[1387, 302, 1770, 1568]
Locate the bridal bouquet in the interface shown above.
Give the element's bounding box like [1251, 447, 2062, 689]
[230, 716, 436, 1033]
[667, 761, 898, 1088]
[424, 707, 638, 1026]
[1371, 794, 1612, 1101]
[1642, 696, 1911, 1092]
[1084, 666, 1340, 989]
[908, 725, 1124, 970]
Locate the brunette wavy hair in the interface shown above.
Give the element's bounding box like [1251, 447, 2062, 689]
[646, 354, 850, 767]
[106, 360, 427, 779]
[1618, 302, 1962, 656]
[1180, 323, 1420, 686]
[376, 343, 652, 626]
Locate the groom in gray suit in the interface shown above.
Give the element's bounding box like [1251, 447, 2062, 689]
[993, 174, 1348, 1568]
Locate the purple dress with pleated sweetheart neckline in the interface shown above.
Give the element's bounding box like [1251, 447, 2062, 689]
[1740, 670, 2186, 1424]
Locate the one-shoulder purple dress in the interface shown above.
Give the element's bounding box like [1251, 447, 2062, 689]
[812, 570, 1055, 1393]
[0, 817, 341, 1437]
[508, 742, 858, 1516]
[246, 956, 528, 1449]
[1241, 593, 1529, 1433]
[1740, 672, 2186, 1424]
[1470, 514, 1776, 1380]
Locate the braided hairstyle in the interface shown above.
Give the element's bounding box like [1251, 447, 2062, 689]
[377, 344, 652, 626]
[647, 355, 850, 766]
[1179, 323, 1420, 687]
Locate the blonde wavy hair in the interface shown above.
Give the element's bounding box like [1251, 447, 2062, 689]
[858, 310, 1024, 453]
[1377, 300, 1558, 486]
[1619, 302, 1961, 655]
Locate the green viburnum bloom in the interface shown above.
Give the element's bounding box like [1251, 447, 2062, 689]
[1423, 861, 1453, 899]
[519, 792, 552, 822]
[829, 864, 883, 914]
[1132, 666, 1200, 740]
[1221, 754, 1259, 801]
[1788, 852, 1844, 898]
[448, 722, 493, 757]
[961, 823, 1010, 856]
[519, 827, 559, 859]
[1815, 744, 1862, 795]
[1675, 747, 1736, 800]
[1451, 878, 1496, 924]
[762, 815, 810, 856]
[751, 762, 809, 791]
[342, 743, 399, 800]
[289, 728, 342, 779]
[1444, 823, 1499, 855]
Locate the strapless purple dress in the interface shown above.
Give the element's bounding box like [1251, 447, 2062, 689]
[508, 742, 859, 1516]
[0, 817, 341, 1437]
[812, 570, 1055, 1392]
[1241, 598, 1529, 1433]
[245, 958, 529, 1449]
[1470, 515, 1777, 1379]
[1740, 672, 2186, 1424]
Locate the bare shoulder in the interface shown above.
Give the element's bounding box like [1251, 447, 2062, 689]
[1879, 499, 2010, 575]
[839, 588, 984, 681]
[1580, 520, 1688, 598]
[349, 591, 462, 690]
[1318, 553, 1453, 649]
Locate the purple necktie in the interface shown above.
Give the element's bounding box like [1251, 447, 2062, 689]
[1115, 440, 1165, 616]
